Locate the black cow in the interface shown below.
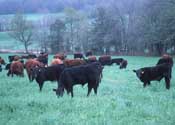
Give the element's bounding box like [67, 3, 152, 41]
[37, 53, 48, 67]
[156, 56, 173, 67]
[74, 53, 84, 59]
[111, 58, 123, 65]
[53, 62, 104, 97]
[119, 60, 128, 69]
[85, 51, 93, 57]
[31, 64, 65, 91]
[133, 63, 172, 89]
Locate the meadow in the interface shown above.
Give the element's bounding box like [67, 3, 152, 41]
[0, 54, 175, 125]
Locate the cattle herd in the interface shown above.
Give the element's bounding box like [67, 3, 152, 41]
[0, 52, 174, 98]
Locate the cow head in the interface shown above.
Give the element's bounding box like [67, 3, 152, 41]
[30, 66, 42, 82]
[133, 69, 145, 79]
[53, 86, 64, 97]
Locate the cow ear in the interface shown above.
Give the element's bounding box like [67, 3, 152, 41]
[53, 89, 57, 92]
[133, 70, 136, 72]
[141, 71, 144, 74]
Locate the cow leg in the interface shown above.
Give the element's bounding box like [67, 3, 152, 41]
[93, 85, 98, 95]
[143, 82, 147, 87]
[70, 86, 74, 97]
[147, 81, 151, 86]
[39, 82, 44, 91]
[165, 77, 170, 89]
[87, 85, 93, 97]
[7, 70, 11, 76]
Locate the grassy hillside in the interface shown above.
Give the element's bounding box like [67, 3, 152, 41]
[0, 13, 64, 50]
[0, 55, 175, 125]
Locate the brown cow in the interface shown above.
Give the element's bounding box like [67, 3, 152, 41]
[54, 53, 66, 60]
[0, 57, 6, 65]
[7, 61, 24, 77]
[25, 59, 44, 81]
[63, 59, 86, 67]
[87, 56, 97, 63]
[98, 55, 112, 66]
[51, 58, 63, 66]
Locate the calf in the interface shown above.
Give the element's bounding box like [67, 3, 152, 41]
[133, 63, 172, 89]
[53, 62, 104, 97]
[31, 64, 65, 91]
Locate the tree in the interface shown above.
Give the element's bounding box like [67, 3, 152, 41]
[9, 13, 34, 53]
[49, 19, 65, 53]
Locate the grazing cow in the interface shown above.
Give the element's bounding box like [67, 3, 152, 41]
[53, 62, 104, 97]
[6, 59, 24, 71]
[25, 59, 44, 82]
[63, 59, 86, 67]
[37, 52, 48, 67]
[119, 60, 128, 69]
[51, 58, 63, 66]
[85, 51, 93, 57]
[31, 64, 65, 91]
[98, 55, 112, 66]
[111, 58, 124, 65]
[7, 61, 24, 77]
[157, 54, 173, 67]
[8, 55, 20, 62]
[87, 56, 97, 63]
[54, 53, 66, 60]
[74, 53, 84, 59]
[0, 57, 6, 65]
[133, 63, 172, 89]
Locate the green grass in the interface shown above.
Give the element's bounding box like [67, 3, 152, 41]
[0, 54, 175, 125]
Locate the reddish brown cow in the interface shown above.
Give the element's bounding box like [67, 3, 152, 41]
[98, 55, 112, 66]
[63, 59, 86, 67]
[87, 56, 97, 63]
[0, 57, 6, 65]
[25, 59, 44, 81]
[8, 61, 24, 77]
[51, 58, 63, 66]
[54, 53, 66, 60]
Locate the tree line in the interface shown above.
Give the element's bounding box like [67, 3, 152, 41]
[8, 0, 175, 56]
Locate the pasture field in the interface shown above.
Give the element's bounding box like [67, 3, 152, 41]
[0, 54, 175, 125]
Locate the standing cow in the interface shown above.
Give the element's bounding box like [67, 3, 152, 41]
[53, 62, 104, 97]
[31, 64, 65, 91]
[133, 63, 172, 89]
[7, 61, 24, 77]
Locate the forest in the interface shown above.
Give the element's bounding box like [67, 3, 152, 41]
[0, 0, 175, 55]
